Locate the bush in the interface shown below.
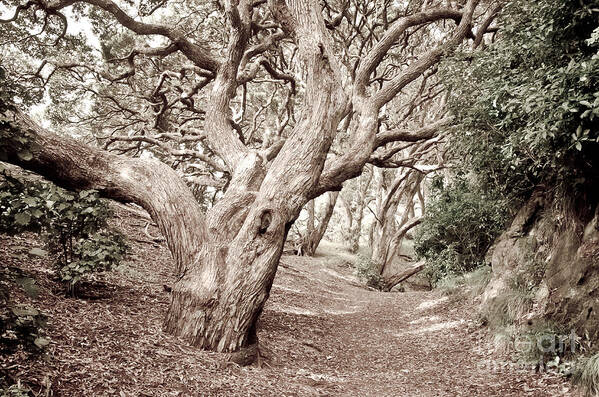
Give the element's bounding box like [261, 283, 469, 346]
[0, 305, 48, 355]
[0, 170, 127, 294]
[354, 254, 384, 290]
[441, 0, 599, 208]
[414, 176, 509, 285]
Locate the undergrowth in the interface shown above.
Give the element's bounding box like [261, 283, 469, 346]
[354, 254, 384, 290]
[0, 168, 127, 295]
[436, 266, 492, 299]
[574, 354, 599, 397]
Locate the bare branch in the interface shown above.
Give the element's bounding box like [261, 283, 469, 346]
[374, 117, 451, 147]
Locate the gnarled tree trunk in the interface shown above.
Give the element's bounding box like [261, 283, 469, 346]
[1, 0, 481, 359]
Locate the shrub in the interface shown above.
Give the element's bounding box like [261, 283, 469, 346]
[354, 254, 384, 290]
[0, 305, 48, 355]
[0, 170, 127, 294]
[414, 176, 509, 285]
[441, 0, 599, 209]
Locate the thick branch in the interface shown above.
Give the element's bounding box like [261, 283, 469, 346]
[374, 117, 450, 147]
[0, 104, 205, 273]
[372, 0, 479, 109]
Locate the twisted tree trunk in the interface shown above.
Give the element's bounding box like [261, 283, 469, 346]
[0, 0, 347, 354]
[0, 0, 480, 359]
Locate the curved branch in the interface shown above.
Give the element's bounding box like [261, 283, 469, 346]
[374, 117, 451, 147]
[354, 7, 463, 95]
[372, 0, 480, 109]
[45, 0, 221, 72]
[0, 103, 205, 273]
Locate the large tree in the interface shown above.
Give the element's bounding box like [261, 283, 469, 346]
[0, 0, 493, 357]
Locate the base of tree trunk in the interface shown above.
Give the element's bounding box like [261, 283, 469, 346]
[383, 262, 425, 291]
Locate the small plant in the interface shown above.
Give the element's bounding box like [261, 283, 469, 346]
[58, 231, 127, 292]
[0, 382, 32, 397]
[0, 305, 48, 355]
[573, 353, 599, 396]
[354, 254, 384, 290]
[436, 266, 492, 298]
[0, 171, 128, 294]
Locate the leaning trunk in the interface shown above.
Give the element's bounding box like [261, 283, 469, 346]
[160, 0, 348, 352]
[2, 56, 346, 355]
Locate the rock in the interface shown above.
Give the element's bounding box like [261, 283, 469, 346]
[481, 189, 599, 341]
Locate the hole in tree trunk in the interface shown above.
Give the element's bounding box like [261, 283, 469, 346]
[259, 210, 272, 234]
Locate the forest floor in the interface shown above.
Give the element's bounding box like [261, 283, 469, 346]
[1, 204, 577, 396]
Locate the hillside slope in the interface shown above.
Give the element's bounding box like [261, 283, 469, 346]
[1, 205, 573, 396]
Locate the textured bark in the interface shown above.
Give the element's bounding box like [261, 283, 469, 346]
[161, 0, 348, 353]
[0, 107, 204, 276]
[348, 168, 373, 253]
[371, 170, 423, 275]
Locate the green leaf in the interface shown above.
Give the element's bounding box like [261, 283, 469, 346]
[15, 277, 39, 298]
[34, 337, 50, 348]
[22, 197, 37, 206]
[28, 247, 48, 257]
[14, 212, 31, 226]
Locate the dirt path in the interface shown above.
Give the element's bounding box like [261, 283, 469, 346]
[259, 254, 573, 397]
[1, 211, 575, 396]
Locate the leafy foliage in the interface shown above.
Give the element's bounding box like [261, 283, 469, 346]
[0, 266, 47, 358]
[0, 305, 48, 355]
[441, 0, 599, 205]
[354, 254, 384, 290]
[0, 382, 31, 397]
[417, 0, 599, 285]
[414, 176, 508, 285]
[0, 170, 127, 293]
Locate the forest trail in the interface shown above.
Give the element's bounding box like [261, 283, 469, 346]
[1, 208, 574, 396]
[260, 249, 573, 397]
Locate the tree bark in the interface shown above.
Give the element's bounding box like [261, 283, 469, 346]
[371, 170, 423, 274]
[0, 0, 347, 352]
[383, 262, 424, 292]
[158, 0, 349, 353]
[349, 167, 373, 253]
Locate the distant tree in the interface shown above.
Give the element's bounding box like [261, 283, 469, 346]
[295, 191, 338, 256]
